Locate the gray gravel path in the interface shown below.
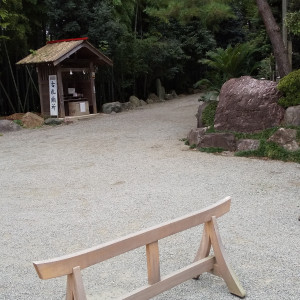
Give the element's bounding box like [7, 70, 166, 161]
[1, 94, 299, 300]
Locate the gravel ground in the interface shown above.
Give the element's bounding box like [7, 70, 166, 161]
[1, 94, 299, 300]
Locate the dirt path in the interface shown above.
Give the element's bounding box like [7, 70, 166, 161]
[1, 94, 299, 299]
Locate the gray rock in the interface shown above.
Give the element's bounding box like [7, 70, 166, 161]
[268, 128, 300, 151]
[44, 118, 63, 126]
[102, 102, 122, 114]
[0, 120, 22, 132]
[121, 102, 133, 111]
[21, 112, 44, 128]
[198, 133, 236, 151]
[171, 90, 178, 98]
[147, 93, 160, 103]
[165, 94, 173, 100]
[146, 99, 154, 104]
[187, 128, 207, 147]
[237, 139, 260, 151]
[129, 96, 141, 108]
[140, 100, 147, 106]
[196, 101, 209, 128]
[215, 76, 285, 133]
[283, 105, 300, 126]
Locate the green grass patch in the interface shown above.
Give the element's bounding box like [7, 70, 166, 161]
[235, 140, 300, 163]
[199, 147, 225, 153]
[13, 119, 23, 126]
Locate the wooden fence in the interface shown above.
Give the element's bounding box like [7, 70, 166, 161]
[33, 196, 246, 299]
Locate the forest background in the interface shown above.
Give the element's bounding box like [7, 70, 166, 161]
[0, 0, 299, 116]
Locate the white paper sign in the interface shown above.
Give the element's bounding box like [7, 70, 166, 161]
[49, 75, 58, 116]
[80, 102, 86, 112]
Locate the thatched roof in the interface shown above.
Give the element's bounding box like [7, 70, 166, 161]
[16, 38, 113, 66]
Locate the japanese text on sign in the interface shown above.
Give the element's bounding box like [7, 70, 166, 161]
[49, 75, 58, 116]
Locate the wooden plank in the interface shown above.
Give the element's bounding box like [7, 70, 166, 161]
[72, 266, 87, 300]
[66, 274, 74, 300]
[207, 217, 246, 298]
[33, 197, 231, 280]
[122, 256, 215, 300]
[146, 241, 160, 284]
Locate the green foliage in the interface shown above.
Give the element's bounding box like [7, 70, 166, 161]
[146, 0, 235, 32]
[199, 147, 225, 153]
[235, 140, 300, 163]
[286, 12, 300, 36]
[235, 126, 300, 162]
[201, 101, 218, 126]
[199, 42, 257, 82]
[256, 55, 275, 80]
[277, 69, 300, 108]
[13, 119, 23, 126]
[233, 127, 280, 140]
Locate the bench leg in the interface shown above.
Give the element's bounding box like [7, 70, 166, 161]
[65, 266, 87, 300]
[193, 222, 211, 279]
[208, 216, 246, 298]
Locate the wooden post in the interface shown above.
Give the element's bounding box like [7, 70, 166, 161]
[146, 241, 161, 284]
[56, 66, 65, 118]
[65, 266, 87, 300]
[90, 62, 97, 114]
[193, 222, 211, 279]
[37, 66, 45, 116]
[207, 217, 246, 298]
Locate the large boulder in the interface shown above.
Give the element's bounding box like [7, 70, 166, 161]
[21, 112, 44, 128]
[102, 101, 122, 114]
[214, 76, 285, 133]
[268, 128, 299, 151]
[283, 105, 300, 126]
[196, 101, 209, 128]
[198, 133, 236, 151]
[0, 120, 22, 132]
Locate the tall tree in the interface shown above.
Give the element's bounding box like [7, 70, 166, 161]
[256, 0, 291, 77]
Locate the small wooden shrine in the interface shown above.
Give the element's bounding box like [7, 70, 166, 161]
[17, 37, 113, 118]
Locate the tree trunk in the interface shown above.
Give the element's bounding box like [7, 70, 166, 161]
[256, 0, 291, 78]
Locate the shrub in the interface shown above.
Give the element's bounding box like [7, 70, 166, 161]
[277, 69, 300, 108]
[202, 101, 218, 126]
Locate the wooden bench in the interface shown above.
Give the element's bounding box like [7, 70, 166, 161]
[33, 196, 246, 299]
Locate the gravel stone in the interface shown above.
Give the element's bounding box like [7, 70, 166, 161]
[0, 94, 299, 300]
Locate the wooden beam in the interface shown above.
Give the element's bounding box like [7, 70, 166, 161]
[60, 68, 89, 73]
[33, 197, 231, 280]
[123, 256, 215, 300]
